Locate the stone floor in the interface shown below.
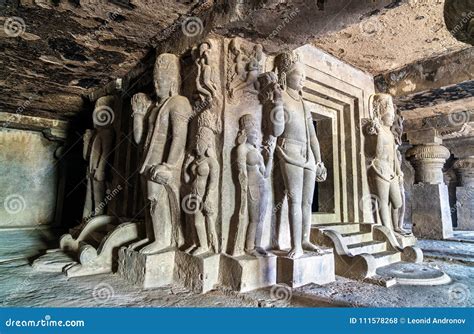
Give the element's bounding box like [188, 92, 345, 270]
[0, 229, 472, 308]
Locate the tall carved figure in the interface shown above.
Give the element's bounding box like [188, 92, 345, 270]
[364, 93, 410, 235]
[131, 53, 193, 254]
[234, 114, 275, 257]
[267, 52, 327, 258]
[183, 124, 220, 255]
[83, 96, 116, 219]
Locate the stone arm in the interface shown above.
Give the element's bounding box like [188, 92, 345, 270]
[263, 136, 276, 179]
[394, 147, 404, 179]
[95, 129, 115, 182]
[131, 93, 153, 145]
[204, 158, 219, 214]
[183, 153, 195, 184]
[236, 144, 248, 190]
[83, 129, 93, 161]
[307, 113, 322, 163]
[164, 98, 192, 169]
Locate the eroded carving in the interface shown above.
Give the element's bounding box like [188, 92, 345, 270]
[131, 53, 193, 254]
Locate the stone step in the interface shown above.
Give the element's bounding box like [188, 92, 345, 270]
[340, 232, 373, 245]
[373, 251, 402, 268]
[347, 241, 387, 255]
[316, 223, 361, 234]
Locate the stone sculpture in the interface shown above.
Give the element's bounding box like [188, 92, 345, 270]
[82, 96, 116, 219]
[364, 93, 410, 235]
[265, 52, 327, 258]
[183, 122, 220, 255]
[194, 40, 218, 103]
[130, 53, 193, 254]
[233, 114, 275, 257]
[227, 38, 263, 99]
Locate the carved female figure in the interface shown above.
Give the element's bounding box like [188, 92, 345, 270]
[82, 96, 115, 219]
[195, 41, 218, 102]
[365, 93, 410, 234]
[183, 126, 220, 255]
[131, 53, 193, 254]
[268, 52, 327, 258]
[234, 114, 275, 257]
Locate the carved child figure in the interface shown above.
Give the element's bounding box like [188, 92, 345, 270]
[83, 96, 116, 219]
[131, 53, 193, 254]
[183, 126, 220, 255]
[234, 114, 275, 257]
[364, 93, 410, 235]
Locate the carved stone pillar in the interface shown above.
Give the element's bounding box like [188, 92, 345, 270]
[453, 157, 474, 230]
[406, 143, 453, 240]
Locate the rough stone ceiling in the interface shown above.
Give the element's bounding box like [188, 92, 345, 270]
[0, 0, 201, 117]
[0, 0, 471, 119]
[313, 0, 470, 75]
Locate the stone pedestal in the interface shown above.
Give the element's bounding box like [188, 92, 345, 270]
[275, 249, 335, 288]
[407, 143, 453, 240]
[453, 157, 474, 231]
[394, 233, 417, 248]
[412, 183, 453, 240]
[174, 251, 220, 293]
[118, 247, 176, 289]
[455, 187, 474, 230]
[219, 254, 276, 292]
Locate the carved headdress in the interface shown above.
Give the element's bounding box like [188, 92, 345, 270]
[154, 53, 181, 96]
[237, 114, 257, 145]
[274, 51, 300, 89]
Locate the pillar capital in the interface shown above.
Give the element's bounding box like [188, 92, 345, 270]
[406, 144, 451, 184]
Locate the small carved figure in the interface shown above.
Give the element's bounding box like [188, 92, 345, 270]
[183, 124, 220, 255]
[364, 93, 411, 235]
[267, 52, 327, 258]
[131, 53, 193, 254]
[234, 114, 275, 257]
[82, 96, 116, 219]
[195, 41, 218, 102]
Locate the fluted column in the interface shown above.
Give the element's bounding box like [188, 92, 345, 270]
[406, 143, 453, 240]
[453, 156, 474, 230]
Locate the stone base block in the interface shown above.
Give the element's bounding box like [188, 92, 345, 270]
[275, 249, 335, 288]
[455, 187, 474, 230]
[412, 183, 453, 240]
[32, 249, 77, 273]
[395, 233, 417, 248]
[174, 251, 220, 294]
[219, 254, 276, 292]
[118, 247, 176, 289]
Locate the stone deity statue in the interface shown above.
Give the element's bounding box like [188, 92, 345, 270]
[234, 114, 275, 257]
[82, 96, 116, 219]
[131, 53, 193, 254]
[364, 93, 410, 235]
[183, 125, 220, 255]
[267, 52, 327, 258]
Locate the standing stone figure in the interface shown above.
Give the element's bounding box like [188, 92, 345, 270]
[267, 52, 327, 258]
[364, 93, 410, 235]
[131, 53, 193, 254]
[183, 125, 220, 255]
[234, 114, 275, 257]
[82, 96, 116, 219]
